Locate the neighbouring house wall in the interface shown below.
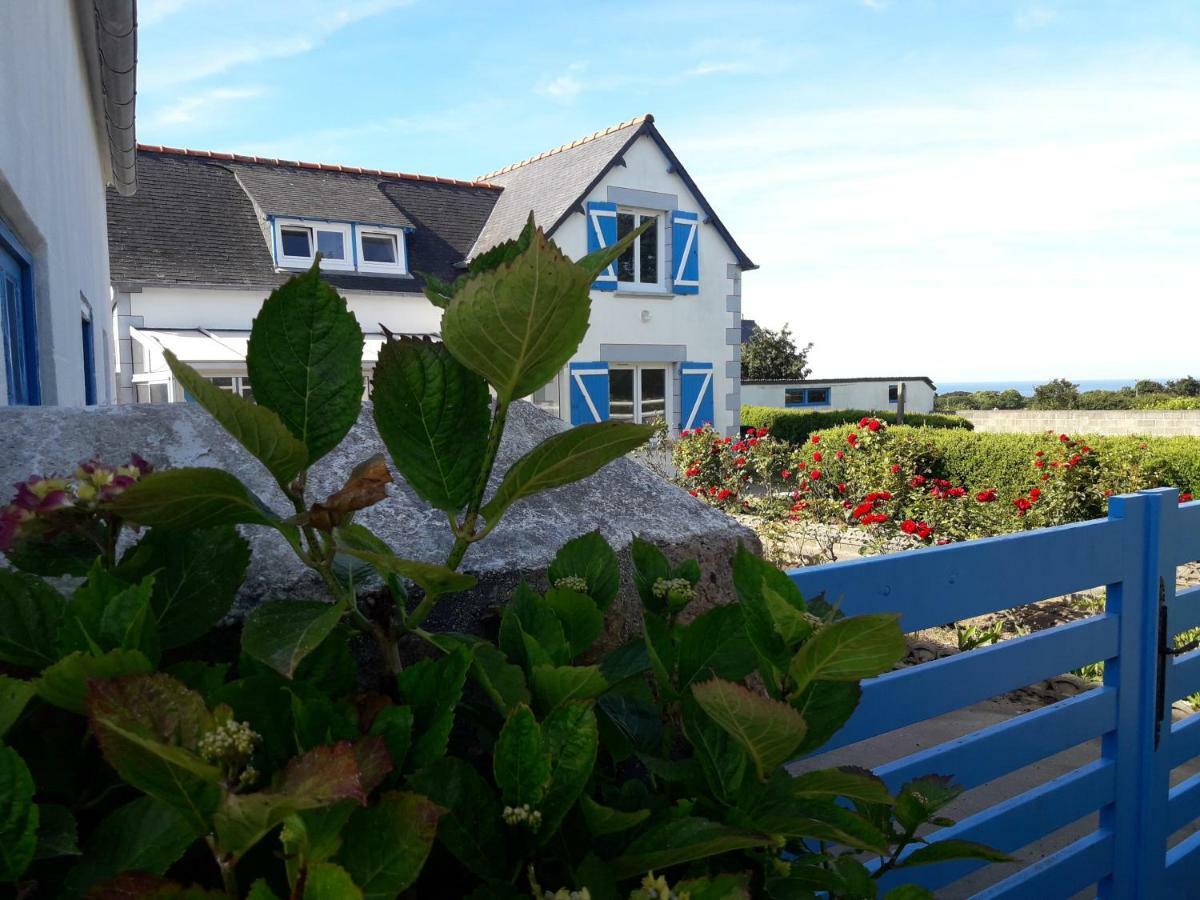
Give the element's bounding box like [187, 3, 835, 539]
[115, 285, 441, 402]
[958, 410, 1200, 437]
[551, 134, 743, 435]
[741, 380, 935, 414]
[0, 0, 113, 406]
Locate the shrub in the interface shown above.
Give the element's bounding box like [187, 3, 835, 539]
[741, 405, 971, 446]
[0, 219, 1009, 897]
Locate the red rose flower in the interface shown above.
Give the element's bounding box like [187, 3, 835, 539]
[836, 450, 845, 460]
[1013, 497, 1032, 513]
[813, 451, 822, 462]
[781, 469, 793, 480]
[837, 482, 847, 494]
[1059, 434, 1070, 442]
[716, 488, 734, 501]
[810, 469, 822, 481]
[948, 487, 966, 498]
[811, 435, 820, 444]
[867, 419, 882, 432]
[1182, 493, 1194, 503]
[890, 464, 901, 474]
[847, 434, 858, 446]
[900, 519, 918, 534]
[975, 489, 998, 503]
[859, 417, 871, 427]
[1034, 460, 1045, 468]
[910, 475, 927, 487]
[757, 428, 769, 438]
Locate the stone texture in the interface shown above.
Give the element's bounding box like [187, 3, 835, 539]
[0, 401, 759, 641]
[959, 409, 1200, 437]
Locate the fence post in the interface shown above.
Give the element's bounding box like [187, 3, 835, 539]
[1100, 492, 1166, 898]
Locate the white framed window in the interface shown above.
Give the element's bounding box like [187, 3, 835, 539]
[356, 226, 408, 275]
[615, 208, 663, 289]
[207, 375, 254, 401]
[273, 219, 354, 271]
[609, 363, 669, 425]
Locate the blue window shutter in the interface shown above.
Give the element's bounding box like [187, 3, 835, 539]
[569, 362, 610, 424]
[586, 202, 618, 291]
[680, 362, 714, 430]
[671, 210, 700, 295]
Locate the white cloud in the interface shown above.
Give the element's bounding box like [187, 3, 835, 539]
[148, 86, 267, 127]
[862, 0, 891, 11]
[537, 64, 587, 102]
[1015, 5, 1060, 30]
[138, 0, 194, 26]
[674, 58, 1200, 380]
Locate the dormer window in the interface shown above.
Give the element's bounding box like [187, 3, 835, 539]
[272, 218, 408, 276]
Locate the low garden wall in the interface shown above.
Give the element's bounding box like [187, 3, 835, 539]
[959, 409, 1200, 436]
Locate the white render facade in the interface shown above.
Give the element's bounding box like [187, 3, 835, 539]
[741, 378, 937, 414]
[0, 0, 136, 408]
[108, 115, 753, 433]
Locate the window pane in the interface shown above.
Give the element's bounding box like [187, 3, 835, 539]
[609, 369, 634, 422]
[638, 215, 658, 284]
[280, 227, 311, 258]
[806, 388, 828, 405]
[785, 388, 805, 406]
[888, 384, 898, 402]
[209, 377, 235, 392]
[640, 367, 666, 421]
[362, 234, 397, 264]
[616, 213, 635, 282]
[316, 230, 345, 260]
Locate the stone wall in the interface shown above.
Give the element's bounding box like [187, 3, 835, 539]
[958, 410, 1200, 436]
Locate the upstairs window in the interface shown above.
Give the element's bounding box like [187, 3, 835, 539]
[615, 209, 661, 288]
[275, 219, 354, 271]
[357, 227, 407, 274]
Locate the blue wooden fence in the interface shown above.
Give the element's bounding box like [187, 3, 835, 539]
[787, 488, 1200, 898]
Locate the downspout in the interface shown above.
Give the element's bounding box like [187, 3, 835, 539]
[91, 0, 138, 195]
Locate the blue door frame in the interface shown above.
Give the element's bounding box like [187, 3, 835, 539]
[0, 219, 39, 405]
[786, 488, 1200, 897]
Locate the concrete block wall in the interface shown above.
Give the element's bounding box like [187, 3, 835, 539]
[958, 410, 1200, 436]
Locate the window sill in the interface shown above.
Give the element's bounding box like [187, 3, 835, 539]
[614, 287, 673, 298]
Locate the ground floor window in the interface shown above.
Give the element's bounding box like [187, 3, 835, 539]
[207, 375, 253, 401]
[0, 228, 38, 405]
[785, 386, 830, 407]
[609, 364, 668, 425]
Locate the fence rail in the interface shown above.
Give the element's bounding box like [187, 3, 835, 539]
[788, 487, 1200, 898]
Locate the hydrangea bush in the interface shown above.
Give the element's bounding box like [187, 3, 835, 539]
[0, 219, 1009, 898]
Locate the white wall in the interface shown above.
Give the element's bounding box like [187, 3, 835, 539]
[742, 380, 935, 414]
[0, 0, 112, 406]
[551, 134, 743, 434]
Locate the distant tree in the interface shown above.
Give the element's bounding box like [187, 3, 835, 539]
[996, 389, 1026, 409]
[1078, 390, 1133, 410]
[1031, 378, 1079, 410]
[741, 324, 812, 381]
[1135, 379, 1167, 394]
[1168, 376, 1200, 397]
[934, 391, 975, 411]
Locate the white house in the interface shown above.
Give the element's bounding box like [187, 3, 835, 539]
[741, 377, 937, 415]
[106, 115, 755, 435]
[0, 0, 137, 407]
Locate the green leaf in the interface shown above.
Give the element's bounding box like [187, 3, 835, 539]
[467, 214, 535, 275]
[539, 703, 599, 837]
[676, 874, 752, 900]
[442, 224, 592, 402]
[765, 585, 813, 647]
[57, 563, 156, 660]
[0, 746, 37, 880]
[303, 862, 364, 899]
[543, 587, 603, 659]
[109, 468, 282, 530]
[576, 215, 654, 283]
[0, 569, 65, 669]
[691, 679, 807, 780]
[677, 604, 757, 687]
[247, 265, 364, 463]
[0, 676, 35, 737]
[790, 680, 861, 757]
[631, 536, 671, 614]
[643, 610, 677, 698]
[899, 838, 1014, 868]
[790, 766, 892, 805]
[34, 803, 79, 860]
[60, 796, 204, 895]
[682, 695, 748, 806]
[248, 881, 284, 900]
[600, 640, 650, 684]
[499, 583, 569, 669]
[87, 673, 221, 833]
[894, 775, 963, 831]
[579, 795, 650, 836]
[242, 599, 348, 679]
[337, 791, 443, 899]
[164, 349, 308, 484]
[596, 689, 661, 757]
[118, 525, 251, 650]
[548, 530, 620, 611]
[3, 530, 97, 578]
[732, 544, 810, 684]
[371, 336, 490, 512]
[368, 705, 413, 776]
[395, 647, 472, 770]
[481, 421, 654, 522]
[36, 648, 153, 713]
[883, 887, 936, 900]
[531, 665, 608, 713]
[788, 614, 907, 697]
[469, 641, 530, 714]
[493, 704, 550, 808]
[611, 816, 771, 879]
[407, 757, 508, 881]
[335, 527, 476, 595]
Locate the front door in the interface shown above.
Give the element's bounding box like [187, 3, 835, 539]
[609, 364, 668, 427]
[0, 239, 37, 405]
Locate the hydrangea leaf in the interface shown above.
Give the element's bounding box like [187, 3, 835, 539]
[480, 421, 654, 523]
[538, 703, 599, 840]
[246, 265, 364, 465]
[0, 569, 66, 669]
[691, 678, 808, 780]
[109, 468, 283, 530]
[531, 665, 608, 715]
[407, 757, 508, 882]
[790, 680, 862, 757]
[542, 587, 603, 660]
[241, 599, 348, 680]
[302, 862, 363, 900]
[493, 704, 550, 809]
[394, 647, 472, 770]
[682, 695, 749, 806]
[547, 530, 620, 611]
[610, 816, 771, 880]
[579, 795, 651, 837]
[0, 675, 35, 738]
[371, 337, 490, 512]
[676, 604, 757, 688]
[33, 803, 79, 860]
[441, 225, 592, 402]
[36, 648, 154, 714]
[164, 349, 307, 485]
[0, 746, 37, 881]
[788, 614, 907, 698]
[334, 534, 476, 596]
[336, 791, 444, 899]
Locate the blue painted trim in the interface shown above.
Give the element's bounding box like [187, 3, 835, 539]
[0, 216, 40, 405]
[783, 386, 832, 408]
[569, 361, 609, 425]
[973, 831, 1113, 899]
[81, 314, 96, 405]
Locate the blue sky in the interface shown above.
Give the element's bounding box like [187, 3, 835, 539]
[137, 0, 1200, 382]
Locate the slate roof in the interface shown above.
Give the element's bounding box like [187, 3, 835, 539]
[108, 150, 501, 291]
[742, 376, 938, 390]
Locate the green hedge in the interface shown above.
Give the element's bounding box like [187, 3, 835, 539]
[741, 405, 971, 445]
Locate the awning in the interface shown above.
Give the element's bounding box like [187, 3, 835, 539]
[129, 327, 437, 380]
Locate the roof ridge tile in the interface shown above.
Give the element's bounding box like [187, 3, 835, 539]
[477, 113, 653, 180]
[135, 143, 503, 190]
